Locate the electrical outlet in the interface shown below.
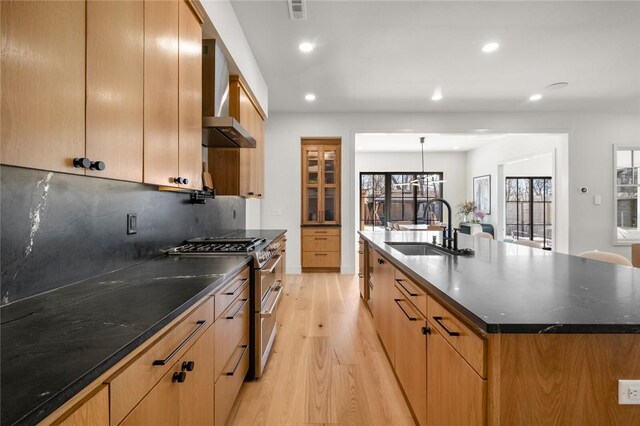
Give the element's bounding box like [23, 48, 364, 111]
[127, 213, 137, 235]
[618, 380, 640, 404]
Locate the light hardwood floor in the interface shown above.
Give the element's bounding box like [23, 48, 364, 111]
[227, 273, 415, 426]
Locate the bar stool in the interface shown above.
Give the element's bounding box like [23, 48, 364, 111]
[578, 251, 632, 266]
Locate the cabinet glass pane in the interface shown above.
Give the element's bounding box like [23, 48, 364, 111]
[324, 150, 336, 184]
[307, 150, 319, 184]
[324, 187, 336, 222]
[307, 187, 319, 222]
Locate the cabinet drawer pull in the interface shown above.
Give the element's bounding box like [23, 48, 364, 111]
[225, 345, 249, 376]
[225, 298, 249, 320]
[315, 237, 328, 240]
[433, 316, 460, 336]
[314, 231, 328, 234]
[222, 278, 248, 296]
[152, 320, 207, 366]
[261, 285, 283, 318]
[262, 255, 282, 274]
[315, 253, 328, 256]
[394, 299, 417, 321]
[395, 279, 419, 297]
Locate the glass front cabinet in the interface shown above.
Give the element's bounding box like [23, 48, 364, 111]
[302, 142, 341, 225]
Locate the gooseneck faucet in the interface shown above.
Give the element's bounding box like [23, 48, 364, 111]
[425, 198, 458, 251]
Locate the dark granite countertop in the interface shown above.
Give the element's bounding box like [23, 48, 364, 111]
[0, 255, 250, 426]
[360, 230, 640, 334]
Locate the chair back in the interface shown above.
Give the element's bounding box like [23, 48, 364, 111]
[474, 232, 494, 240]
[578, 251, 632, 266]
[514, 239, 543, 249]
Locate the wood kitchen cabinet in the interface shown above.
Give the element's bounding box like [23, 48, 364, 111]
[208, 76, 265, 197]
[301, 139, 341, 225]
[427, 324, 486, 426]
[120, 325, 215, 426]
[358, 238, 369, 301]
[392, 285, 427, 426]
[370, 251, 395, 363]
[1, 0, 86, 174]
[56, 386, 109, 426]
[144, 0, 202, 189]
[86, 0, 144, 182]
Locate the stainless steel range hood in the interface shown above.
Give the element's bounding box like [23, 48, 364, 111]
[202, 39, 256, 149]
[202, 117, 256, 148]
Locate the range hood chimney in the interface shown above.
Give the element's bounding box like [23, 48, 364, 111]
[202, 39, 256, 149]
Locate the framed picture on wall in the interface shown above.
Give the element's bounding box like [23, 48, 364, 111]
[473, 175, 491, 214]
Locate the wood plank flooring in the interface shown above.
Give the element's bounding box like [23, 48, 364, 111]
[227, 273, 415, 426]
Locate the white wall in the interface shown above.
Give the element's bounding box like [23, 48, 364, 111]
[503, 153, 553, 177]
[263, 111, 640, 274]
[354, 151, 467, 234]
[466, 135, 569, 252]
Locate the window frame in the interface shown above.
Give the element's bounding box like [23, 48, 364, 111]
[359, 171, 444, 230]
[613, 145, 640, 245]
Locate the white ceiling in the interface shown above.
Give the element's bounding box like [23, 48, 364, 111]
[230, 1, 640, 113]
[354, 132, 561, 152]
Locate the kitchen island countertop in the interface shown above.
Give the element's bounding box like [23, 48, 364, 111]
[360, 230, 640, 334]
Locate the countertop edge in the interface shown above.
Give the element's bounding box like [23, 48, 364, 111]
[14, 257, 252, 426]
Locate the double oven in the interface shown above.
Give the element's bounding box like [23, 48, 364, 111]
[167, 234, 285, 379]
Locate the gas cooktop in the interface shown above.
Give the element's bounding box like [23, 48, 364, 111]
[169, 237, 267, 254]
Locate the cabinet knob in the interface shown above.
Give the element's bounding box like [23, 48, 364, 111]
[181, 361, 195, 372]
[172, 371, 187, 383]
[248, 192, 255, 196]
[422, 326, 432, 335]
[377, 258, 384, 265]
[173, 177, 189, 185]
[258, 194, 262, 197]
[73, 158, 91, 169]
[90, 160, 106, 171]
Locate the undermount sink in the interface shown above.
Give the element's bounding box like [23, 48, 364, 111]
[385, 242, 449, 256]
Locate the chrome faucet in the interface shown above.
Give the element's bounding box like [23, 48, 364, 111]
[425, 198, 458, 251]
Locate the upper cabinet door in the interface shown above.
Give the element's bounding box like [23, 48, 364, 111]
[1, 1, 86, 174]
[178, 0, 202, 191]
[302, 146, 322, 224]
[322, 147, 340, 224]
[144, 0, 180, 187]
[86, 0, 143, 182]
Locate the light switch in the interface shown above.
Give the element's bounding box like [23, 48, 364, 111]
[593, 195, 602, 205]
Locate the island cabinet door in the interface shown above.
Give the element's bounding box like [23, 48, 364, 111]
[427, 324, 486, 426]
[392, 287, 427, 426]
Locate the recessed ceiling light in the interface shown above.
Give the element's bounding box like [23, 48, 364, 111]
[298, 42, 315, 53]
[474, 128, 490, 132]
[431, 88, 443, 101]
[482, 42, 500, 53]
[529, 94, 543, 101]
[305, 93, 316, 102]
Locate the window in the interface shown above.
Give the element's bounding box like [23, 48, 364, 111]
[360, 172, 443, 230]
[615, 147, 640, 243]
[505, 177, 552, 248]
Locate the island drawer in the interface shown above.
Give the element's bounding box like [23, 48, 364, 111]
[394, 270, 427, 318]
[214, 266, 250, 320]
[215, 284, 250, 380]
[302, 227, 340, 237]
[427, 296, 485, 378]
[109, 298, 214, 425]
[302, 235, 340, 252]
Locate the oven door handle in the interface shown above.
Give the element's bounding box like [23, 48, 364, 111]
[260, 285, 283, 318]
[261, 255, 282, 274]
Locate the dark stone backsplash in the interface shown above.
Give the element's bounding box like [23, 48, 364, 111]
[0, 165, 245, 305]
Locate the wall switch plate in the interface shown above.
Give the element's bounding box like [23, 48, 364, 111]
[594, 195, 602, 205]
[127, 213, 137, 235]
[619, 380, 640, 404]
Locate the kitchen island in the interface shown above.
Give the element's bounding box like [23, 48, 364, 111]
[359, 230, 640, 425]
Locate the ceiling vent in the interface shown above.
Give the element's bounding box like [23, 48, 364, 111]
[288, 0, 307, 20]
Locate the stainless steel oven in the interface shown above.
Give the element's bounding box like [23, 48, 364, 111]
[167, 236, 284, 379]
